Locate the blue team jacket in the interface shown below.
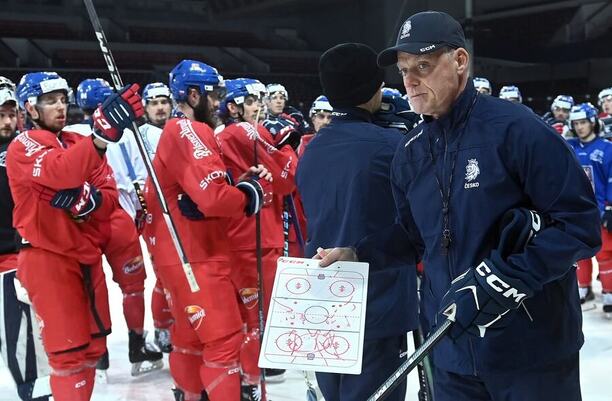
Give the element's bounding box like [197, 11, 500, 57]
[296, 107, 419, 340]
[369, 80, 601, 375]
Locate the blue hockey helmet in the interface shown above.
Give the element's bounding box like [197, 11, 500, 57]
[219, 78, 266, 117]
[142, 82, 171, 104]
[569, 103, 600, 134]
[551, 95, 574, 112]
[76, 78, 113, 110]
[309, 95, 333, 117]
[266, 83, 288, 101]
[499, 85, 522, 103]
[473, 77, 491, 94]
[169, 59, 225, 103]
[16, 71, 69, 109]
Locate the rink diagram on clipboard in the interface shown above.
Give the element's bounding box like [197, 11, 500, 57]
[259, 257, 369, 374]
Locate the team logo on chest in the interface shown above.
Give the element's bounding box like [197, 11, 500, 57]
[0, 150, 6, 167]
[464, 158, 480, 189]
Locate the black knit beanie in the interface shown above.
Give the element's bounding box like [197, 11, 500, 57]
[319, 43, 384, 108]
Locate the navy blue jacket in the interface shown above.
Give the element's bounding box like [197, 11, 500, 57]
[363, 81, 601, 375]
[296, 107, 419, 340]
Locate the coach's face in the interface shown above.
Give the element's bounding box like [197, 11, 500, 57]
[397, 47, 469, 119]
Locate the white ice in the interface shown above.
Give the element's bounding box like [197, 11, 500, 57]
[1, 251, 610, 401]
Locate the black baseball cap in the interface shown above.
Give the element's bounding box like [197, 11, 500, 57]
[377, 11, 466, 67]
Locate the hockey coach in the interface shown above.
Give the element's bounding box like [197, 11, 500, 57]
[317, 10, 601, 401]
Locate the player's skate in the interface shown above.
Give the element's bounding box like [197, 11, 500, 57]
[129, 330, 163, 376]
[154, 327, 173, 353]
[579, 286, 596, 311]
[172, 388, 209, 401]
[603, 292, 612, 319]
[95, 350, 109, 383]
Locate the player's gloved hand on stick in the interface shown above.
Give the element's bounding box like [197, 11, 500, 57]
[438, 207, 542, 339]
[92, 84, 144, 143]
[236, 165, 273, 216]
[602, 205, 612, 232]
[177, 193, 204, 221]
[437, 260, 532, 339]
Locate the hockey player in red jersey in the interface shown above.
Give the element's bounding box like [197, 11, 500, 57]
[143, 60, 272, 401]
[69, 78, 163, 377]
[6, 71, 144, 401]
[598, 87, 612, 137]
[216, 78, 297, 395]
[0, 77, 53, 401]
[298, 95, 333, 157]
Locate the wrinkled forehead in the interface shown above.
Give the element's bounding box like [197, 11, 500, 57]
[396, 48, 449, 67]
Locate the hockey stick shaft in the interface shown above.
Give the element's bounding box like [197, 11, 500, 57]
[367, 319, 452, 401]
[82, 0, 199, 292]
[252, 109, 268, 400]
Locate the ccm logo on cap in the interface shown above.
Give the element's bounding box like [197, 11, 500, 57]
[420, 45, 436, 52]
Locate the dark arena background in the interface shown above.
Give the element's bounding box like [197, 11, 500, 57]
[0, 0, 611, 114]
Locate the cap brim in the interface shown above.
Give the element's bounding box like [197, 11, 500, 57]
[377, 42, 442, 67]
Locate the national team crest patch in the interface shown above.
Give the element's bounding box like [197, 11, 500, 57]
[464, 158, 480, 189]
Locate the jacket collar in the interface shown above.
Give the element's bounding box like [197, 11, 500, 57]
[331, 106, 373, 123]
[423, 79, 477, 132]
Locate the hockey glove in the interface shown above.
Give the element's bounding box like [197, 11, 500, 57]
[177, 193, 205, 221]
[236, 177, 272, 217]
[49, 182, 102, 219]
[263, 116, 302, 150]
[496, 208, 544, 258]
[92, 84, 144, 143]
[602, 206, 612, 232]
[438, 260, 533, 339]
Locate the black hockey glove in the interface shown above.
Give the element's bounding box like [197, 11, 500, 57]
[92, 84, 144, 143]
[177, 193, 204, 221]
[438, 260, 533, 339]
[438, 208, 542, 339]
[602, 206, 612, 232]
[236, 177, 269, 217]
[50, 182, 102, 219]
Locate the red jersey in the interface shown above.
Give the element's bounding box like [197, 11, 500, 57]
[215, 122, 296, 251]
[6, 130, 118, 265]
[297, 134, 315, 158]
[144, 117, 251, 266]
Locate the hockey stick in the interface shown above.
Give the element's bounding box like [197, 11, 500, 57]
[412, 328, 434, 401]
[252, 107, 268, 401]
[83, 0, 199, 292]
[367, 319, 452, 401]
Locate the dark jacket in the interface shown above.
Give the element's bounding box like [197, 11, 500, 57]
[296, 106, 419, 340]
[372, 80, 600, 375]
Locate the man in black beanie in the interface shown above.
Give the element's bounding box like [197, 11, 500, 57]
[296, 43, 419, 401]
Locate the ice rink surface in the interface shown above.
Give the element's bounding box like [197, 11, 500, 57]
[1, 253, 610, 401]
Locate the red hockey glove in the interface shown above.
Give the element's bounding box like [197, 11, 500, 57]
[35, 182, 102, 219]
[92, 84, 144, 143]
